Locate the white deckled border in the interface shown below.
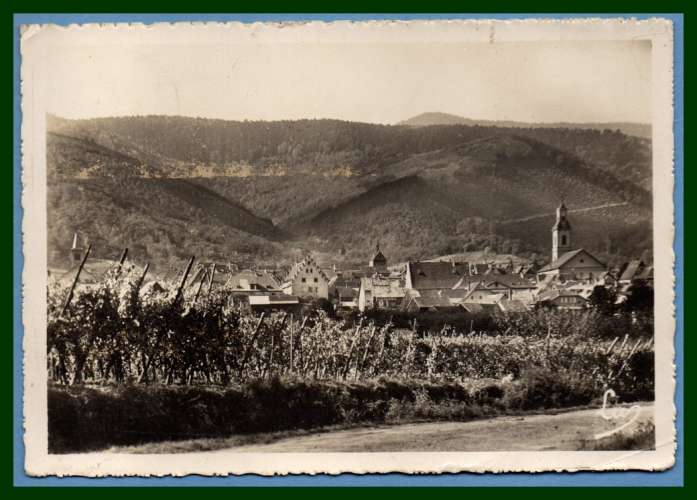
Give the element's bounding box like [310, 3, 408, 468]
[20, 17, 676, 477]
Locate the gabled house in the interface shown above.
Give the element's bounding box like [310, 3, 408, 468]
[537, 248, 606, 283]
[281, 255, 330, 300]
[225, 268, 283, 295]
[358, 275, 406, 311]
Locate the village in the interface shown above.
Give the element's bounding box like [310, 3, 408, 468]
[53, 202, 654, 318]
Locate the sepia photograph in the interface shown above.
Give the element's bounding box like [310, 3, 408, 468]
[19, 18, 677, 476]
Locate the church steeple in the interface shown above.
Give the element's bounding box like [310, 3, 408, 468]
[369, 242, 387, 272]
[552, 202, 571, 262]
[70, 232, 84, 265]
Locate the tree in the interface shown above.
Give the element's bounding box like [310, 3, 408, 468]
[588, 285, 616, 315]
[624, 280, 654, 313]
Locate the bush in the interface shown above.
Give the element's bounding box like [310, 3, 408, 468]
[49, 366, 653, 453]
[501, 367, 597, 411]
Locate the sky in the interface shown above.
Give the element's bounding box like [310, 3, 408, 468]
[40, 39, 652, 125]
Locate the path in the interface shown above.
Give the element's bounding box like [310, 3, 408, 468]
[498, 202, 630, 225]
[211, 403, 653, 453]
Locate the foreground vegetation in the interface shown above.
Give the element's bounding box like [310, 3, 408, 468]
[48, 266, 653, 391]
[48, 267, 654, 452]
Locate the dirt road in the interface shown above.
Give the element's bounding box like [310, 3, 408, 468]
[216, 404, 653, 453]
[498, 202, 630, 225]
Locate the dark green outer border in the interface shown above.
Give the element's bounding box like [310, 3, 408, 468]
[4, 0, 688, 494]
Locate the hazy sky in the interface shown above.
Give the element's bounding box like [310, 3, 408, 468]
[42, 39, 652, 124]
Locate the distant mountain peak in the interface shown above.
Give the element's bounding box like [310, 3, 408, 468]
[397, 112, 477, 127]
[398, 112, 651, 139]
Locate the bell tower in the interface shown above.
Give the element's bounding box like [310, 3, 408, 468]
[369, 242, 387, 273]
[552, 202, 571, 262]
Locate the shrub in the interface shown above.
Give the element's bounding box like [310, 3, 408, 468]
[501, 367, 597, 411]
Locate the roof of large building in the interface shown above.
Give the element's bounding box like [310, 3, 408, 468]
[538, 248, 606, 273]
[407, 261, 471, 289]
[227, 269, 281, 291]
[360, 276, 406, 299]
[498, 299, 529, 313]
[467, 274, 537, 290]
[407, 295, 458, 310]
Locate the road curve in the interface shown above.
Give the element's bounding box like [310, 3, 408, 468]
[214, 403, 653, 453]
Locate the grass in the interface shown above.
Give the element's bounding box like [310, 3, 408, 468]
[578, 421, 656, 451]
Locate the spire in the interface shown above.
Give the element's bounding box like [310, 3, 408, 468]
[69, 232, 84, 265]
[552, 201, 572, 262]
[369, 241, 387, 270]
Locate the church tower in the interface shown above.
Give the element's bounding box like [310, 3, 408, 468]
[552, 203, 571, 262]
[369, 242, 387, 273]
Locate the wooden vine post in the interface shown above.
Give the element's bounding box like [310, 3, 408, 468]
[341, 317, 364, 379]
[138, 256, 195, 383]
[206, 263, 216, 296]
[113, 247, 129, 278]
[60, 244, 92, 318]
[174, 256, 195, 303]
[288, 314, 294, 374]
[238, 312, 267, 379]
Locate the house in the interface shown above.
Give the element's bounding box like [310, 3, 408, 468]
[248, 294, 301, 313]
[537, 248, 607, 283]
[281, 255, 330, 300]
[358, 275, 406, 311]
[404, 261, 470, 290]
[536, 288, 588, 310]
[455, 274, 537, 301]
[334, 286, 359, 309]
[618, 260, 654, 285]
[402, 294, 461, 313]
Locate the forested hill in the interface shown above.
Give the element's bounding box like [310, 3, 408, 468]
[47, 114, 652, 193]
[46, 115, 653, 269]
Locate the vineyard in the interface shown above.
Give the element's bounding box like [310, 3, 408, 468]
[48, 262, 654, 396]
